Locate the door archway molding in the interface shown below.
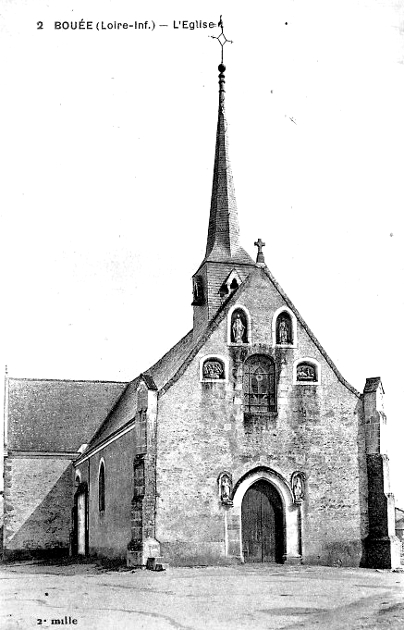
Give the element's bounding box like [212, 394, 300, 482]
[227, 467, 301, 563]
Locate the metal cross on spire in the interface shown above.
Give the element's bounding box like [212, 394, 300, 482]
[211, 16, 233, 65]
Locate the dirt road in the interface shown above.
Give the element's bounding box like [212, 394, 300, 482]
[0, 562, 403, 629]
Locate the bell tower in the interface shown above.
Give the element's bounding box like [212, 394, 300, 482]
[192, 23, 256, 339]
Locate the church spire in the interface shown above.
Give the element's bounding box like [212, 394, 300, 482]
[204, 22, 253, 265]
[192, 21, 255, 338]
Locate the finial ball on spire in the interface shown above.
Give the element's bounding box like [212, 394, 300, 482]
[218, 63, 226, 73]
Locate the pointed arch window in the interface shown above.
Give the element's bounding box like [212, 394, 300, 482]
[98, 461, 105, 512]
[243, 355, 276, 414]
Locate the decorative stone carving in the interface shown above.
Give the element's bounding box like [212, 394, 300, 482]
[218, 471, 233, 505]
[279, 320, 288, 343]
[296, 362, 317, 382]
[203, 359, 225, 380]
[291, 472, 305, 503]
[231, 346, 247, 382]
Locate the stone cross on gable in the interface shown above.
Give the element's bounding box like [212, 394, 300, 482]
[254, 238, 266, 264]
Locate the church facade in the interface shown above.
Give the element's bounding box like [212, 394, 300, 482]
[2, 63, 400, 569]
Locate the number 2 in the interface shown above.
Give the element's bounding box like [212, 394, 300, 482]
[37, 21, 43, 30]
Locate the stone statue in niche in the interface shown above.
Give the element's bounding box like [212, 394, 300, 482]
[231, 347, 248, 383]
[277, 314, 292, 345]
[203, 359, 225, 380]
[192, 276, 204, 305]
[231, 309, 247, 344]
[218, 472, 233, 505]
[297, 363, 317, 382]
[291, 472, 305, 503]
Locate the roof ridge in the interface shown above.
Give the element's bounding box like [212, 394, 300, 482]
[144, 329, 193, 378]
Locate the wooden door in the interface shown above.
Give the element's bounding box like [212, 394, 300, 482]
[241, 481, 283, 563]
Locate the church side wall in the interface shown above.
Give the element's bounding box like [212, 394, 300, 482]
[3, 455, 73, 559]
[74, 382, 157, 563]
[155, 274, 368, 567]
[76, 432, 134, 561]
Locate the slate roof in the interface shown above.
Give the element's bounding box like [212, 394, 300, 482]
[7, 378, 127, 452]
[145, 329, 194, 390]
[203, 67, 254, 267]
[76, 333, 195, 456]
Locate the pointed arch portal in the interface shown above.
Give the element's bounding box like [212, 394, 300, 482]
[225, 467, 301, 564]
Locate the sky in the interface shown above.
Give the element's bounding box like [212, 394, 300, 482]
[0, 1, 403, 503]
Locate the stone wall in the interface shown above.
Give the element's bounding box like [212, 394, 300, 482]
[3, 456, 73, 559]
[75, 384, 158, 563]
[76, 433, 134, 561]
[156, 270, 368, 567]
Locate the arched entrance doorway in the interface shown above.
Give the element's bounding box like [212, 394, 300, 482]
[241, 480, 284, 563]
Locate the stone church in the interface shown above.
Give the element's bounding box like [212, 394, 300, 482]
[2, 61, 400, 569]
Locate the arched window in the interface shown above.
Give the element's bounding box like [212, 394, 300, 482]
[243, 355, 276, 414]
[276, 311, 293, 345]
[98, 461, 105, 512]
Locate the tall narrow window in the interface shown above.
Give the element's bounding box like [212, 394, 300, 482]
[243, 355, 276, 414]
[99, 461, 105, 512]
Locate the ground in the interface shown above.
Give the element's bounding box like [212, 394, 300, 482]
[0, 562, 403, 630]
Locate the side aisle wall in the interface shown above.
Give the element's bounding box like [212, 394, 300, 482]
[74, 381, 158, 563]
[3, 455, 74, 559]
[76, 433, 135, 561]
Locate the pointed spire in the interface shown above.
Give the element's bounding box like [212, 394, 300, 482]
[204, 64, 253, 264]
